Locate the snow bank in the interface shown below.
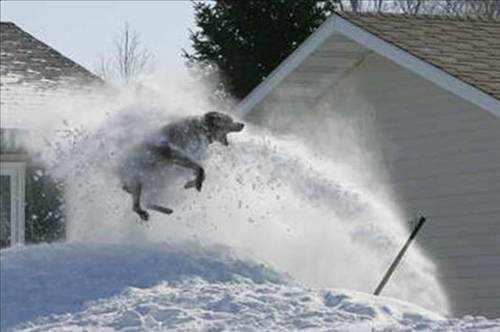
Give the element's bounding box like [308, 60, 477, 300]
[0, 243, 281, 331]
[2, 243, 499, 331]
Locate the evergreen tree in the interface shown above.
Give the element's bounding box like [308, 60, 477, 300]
[184, 0, 499, 101]
[184, 0, 338, 100]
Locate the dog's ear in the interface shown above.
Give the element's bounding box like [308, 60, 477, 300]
[204, 112, 222, 130]
[204, 112, 219, 125]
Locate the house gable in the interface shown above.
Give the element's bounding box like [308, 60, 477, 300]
[238, 13, 500, 118]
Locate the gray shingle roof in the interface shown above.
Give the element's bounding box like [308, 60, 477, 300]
[1, 22, 102, 130]
[338, 12, 500, 100]
[0, 21, 101, 86]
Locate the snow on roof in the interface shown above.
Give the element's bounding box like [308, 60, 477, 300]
[0, 22, 100, 86]
[0, 22, 102, 130]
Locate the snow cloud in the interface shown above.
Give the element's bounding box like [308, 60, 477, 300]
[20, 76, 449, 315]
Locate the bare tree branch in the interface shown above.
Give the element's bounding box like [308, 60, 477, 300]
[435, 0, 500, 17]
[95, 22, 153, 85]
[335, 0, 500, 17]
[349, 0, 359, 12]
[94, 55, 112, 82]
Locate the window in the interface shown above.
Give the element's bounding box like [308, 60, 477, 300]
[0, 162, 25, 248]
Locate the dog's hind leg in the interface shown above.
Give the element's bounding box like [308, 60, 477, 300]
[130, 181, 149, 221]
[146, 204, 173, 215]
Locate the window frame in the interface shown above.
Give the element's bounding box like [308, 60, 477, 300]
[0, 161, 26, 246]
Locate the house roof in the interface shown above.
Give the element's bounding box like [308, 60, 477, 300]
[338, 12, 500, 100]
[1, 22, 102, 130]
[0, 22, 100, 86]
[238, 13, 500, 118]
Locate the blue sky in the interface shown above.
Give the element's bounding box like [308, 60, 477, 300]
[0, 1, 196, 79]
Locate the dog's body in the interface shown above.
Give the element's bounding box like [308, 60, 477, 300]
[119, 112, 244, 221]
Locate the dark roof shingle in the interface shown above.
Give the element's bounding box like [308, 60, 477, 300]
[0, 21, 101, 86]
[338, 12, 500, 100]
[1, 22, 103, 129]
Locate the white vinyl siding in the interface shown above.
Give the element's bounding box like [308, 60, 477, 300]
[248, 52, 500, 317]
[240, 15, 500, 318]
[316, 53, 500, 317]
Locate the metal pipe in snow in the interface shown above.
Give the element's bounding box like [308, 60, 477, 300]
[373, 216, 427, 296]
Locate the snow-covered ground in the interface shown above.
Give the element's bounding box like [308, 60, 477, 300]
[2, 243, 499, 332]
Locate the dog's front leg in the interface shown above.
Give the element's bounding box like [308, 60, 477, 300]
[183, 166, 205, 191]
[150, 144, 205, 192]
[170, 151, 205, 192]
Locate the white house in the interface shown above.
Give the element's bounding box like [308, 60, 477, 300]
[238, 13, 500, 318]
[0, 22, 101, 248]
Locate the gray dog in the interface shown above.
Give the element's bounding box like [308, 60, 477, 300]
[120, 111, 245, 221]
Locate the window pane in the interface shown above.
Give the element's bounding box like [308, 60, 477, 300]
[25, 166, 65, 244]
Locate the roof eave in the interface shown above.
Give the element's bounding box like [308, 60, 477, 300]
[236, 15, 335, 117]
[237, 14, 500, 119]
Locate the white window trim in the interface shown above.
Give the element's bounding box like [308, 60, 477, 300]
[0, 161, 26, 246]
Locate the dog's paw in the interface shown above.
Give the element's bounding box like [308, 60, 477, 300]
[195, 178, 203, 191]
[159, 207, 173, 214]
[138, 210, 149, 221]
[184, 179, 203, 192]
[184, 179, 196, 190]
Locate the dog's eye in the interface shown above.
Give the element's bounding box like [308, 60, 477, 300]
[206, 112, 221, 122]
[205, 112, 234, 127]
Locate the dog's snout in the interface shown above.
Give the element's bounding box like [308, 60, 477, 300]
[236, 122, 245, 131]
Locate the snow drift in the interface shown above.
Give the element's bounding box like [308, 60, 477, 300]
[2, 244, 499, 332]
[0, 243, 281, 330]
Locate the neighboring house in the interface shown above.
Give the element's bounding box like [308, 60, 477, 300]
[238, 13, 500, 318]
[0, 22, 101, 248]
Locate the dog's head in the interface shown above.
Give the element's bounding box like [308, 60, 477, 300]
[203, 111, 244, 146]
